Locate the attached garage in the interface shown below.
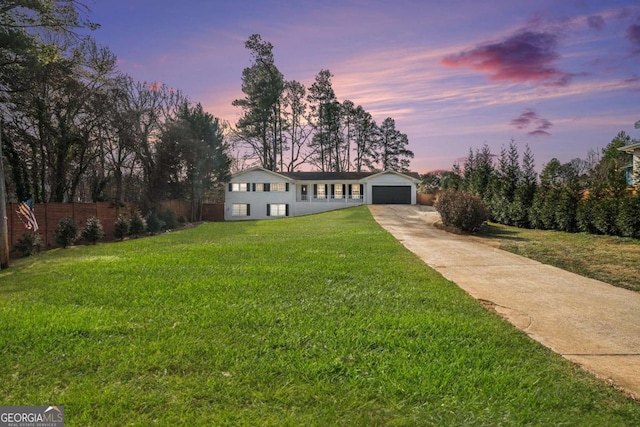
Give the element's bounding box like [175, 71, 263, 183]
[372, 185, 412, 204]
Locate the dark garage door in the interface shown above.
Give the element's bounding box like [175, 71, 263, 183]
[372, 185, 411, 204]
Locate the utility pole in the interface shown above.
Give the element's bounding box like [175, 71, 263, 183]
[0, 120, 9, 268]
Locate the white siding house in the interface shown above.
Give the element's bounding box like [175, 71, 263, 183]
[224, 167, 420, 220]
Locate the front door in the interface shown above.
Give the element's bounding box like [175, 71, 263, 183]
[301, 185, 308, 200]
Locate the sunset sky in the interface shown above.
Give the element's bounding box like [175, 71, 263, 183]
[87, 0, 640, 173]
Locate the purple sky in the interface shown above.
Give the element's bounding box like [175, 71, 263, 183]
[87, 0, 640, 173]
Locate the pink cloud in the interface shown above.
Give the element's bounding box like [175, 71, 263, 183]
[511, 109, 538, 129]
[528, 129, 552, 137]
[510, 109, 553, 136]
[441, 31, 576, 86]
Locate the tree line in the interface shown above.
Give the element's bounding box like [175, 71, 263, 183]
[1, 1, 231, 217]
[231, 34, 414, 173]
[425, 131, 640, 237]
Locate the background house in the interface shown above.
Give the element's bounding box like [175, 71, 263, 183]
[619, 142, 640, 186]
[225, 167, 420, 220]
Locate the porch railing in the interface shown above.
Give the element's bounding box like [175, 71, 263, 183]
[298, 195, 364, 203]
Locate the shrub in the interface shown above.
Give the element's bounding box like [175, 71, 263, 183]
[129, 209, 146, 237]
[435, 189, 488, 232]
[591, 198, 619, 235]
[554, 189, 579, 233]
[158, 208, 178, 230]
[114, 215, 129, 240]
[55, 217, 78, 248]
[14, 232, 42, 256]
[510, 197, 531, 229]
[145, 212, 165, 234]
[576, 197, 598, 234]
[616, 195, 640, 238]
[82, 216, 105, 244]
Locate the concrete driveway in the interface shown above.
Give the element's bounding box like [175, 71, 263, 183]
[369, 204, 640, 399]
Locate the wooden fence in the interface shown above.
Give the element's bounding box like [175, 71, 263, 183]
[8, 201, 224, 250]
[417, 193, 436, 206]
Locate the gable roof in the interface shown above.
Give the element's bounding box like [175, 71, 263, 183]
[364, 170, 421, 182]
[230, 166, 295, 181]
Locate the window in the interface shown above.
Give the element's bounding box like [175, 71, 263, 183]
[316, 184, 326, 199]
[232, 203, 250, 216]
[270, 182, 287, 192]
[255, 183, 264, 192]
[230, 182, 248, 192]
[268, 204, 288, 217]
[334, 184, 343, 199]
[351, 185, 361, 199]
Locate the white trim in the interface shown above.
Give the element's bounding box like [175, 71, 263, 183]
[361, 170, 421, 184]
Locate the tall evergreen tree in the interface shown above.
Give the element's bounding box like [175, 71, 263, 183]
[376, 117, 413, 171]
[352, 105, 379, 172]
[512, 144, 537, 228]
[488, 140, 520, 224]
[530, 158, 562, 230]
[467, 144, 493, 200]
[232, 34, 285, 171]
[307, 69, 343, 171]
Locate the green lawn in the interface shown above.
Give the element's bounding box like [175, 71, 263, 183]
[1, 206, 638, 426]
[477, 222, 640, 292]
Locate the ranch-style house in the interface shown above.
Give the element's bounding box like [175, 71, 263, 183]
[224, 167, 420, 221]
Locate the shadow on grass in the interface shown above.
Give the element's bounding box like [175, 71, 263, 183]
[478, 224, 528, 242]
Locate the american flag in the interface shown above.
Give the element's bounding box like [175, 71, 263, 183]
[17, 197, 39, 232]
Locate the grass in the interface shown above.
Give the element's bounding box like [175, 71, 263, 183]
[477, 222, 640, 292]
[1, 206, 639, 426]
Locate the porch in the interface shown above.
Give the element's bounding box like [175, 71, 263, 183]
[297, 194, 364, 203]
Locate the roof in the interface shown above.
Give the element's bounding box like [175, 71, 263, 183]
[281, 170, 421, 182]
[231, 167, 421, 182]
[619, 142, 640, 153]
[279, 171, 376, 180]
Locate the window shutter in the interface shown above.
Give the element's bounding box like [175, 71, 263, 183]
[285, 204, 289, 216]
[266, 204, 271, 216]
[228, 183, 232, 192]
[246, 183, 251, 192]
[342, 184, 346, 195]
[265, 183, 270, 192]
[360, 184, 364, 195]
[348, 184, 352, 196]
[314, 184, 317, 196]
[247, 204, 251, 216]
[252, 183, 256, 191]
[285, 183, 289, 192]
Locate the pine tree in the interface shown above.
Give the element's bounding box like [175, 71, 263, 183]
[512, 144, 537, 228]
[376, 118, 414, 171]
[232, 34, 285, 171]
